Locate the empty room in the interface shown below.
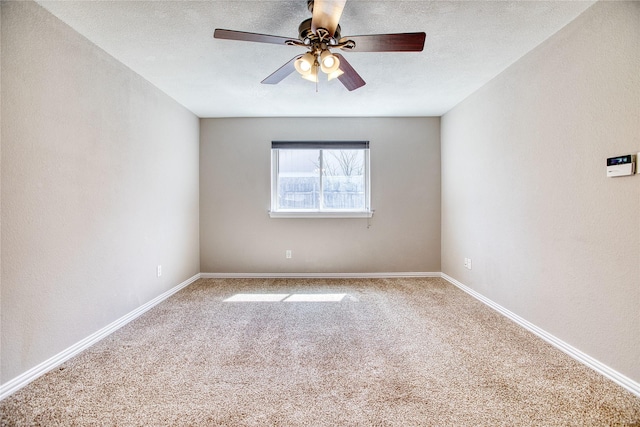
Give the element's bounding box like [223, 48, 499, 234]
[1, 0, 639, 425]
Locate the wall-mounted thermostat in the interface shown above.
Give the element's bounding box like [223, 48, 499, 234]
[606, 154, 636, 177]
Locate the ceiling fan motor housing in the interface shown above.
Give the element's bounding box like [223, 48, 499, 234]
[298, 18, 341, 44]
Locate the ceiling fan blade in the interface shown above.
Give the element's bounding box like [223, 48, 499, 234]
[334, 53, 365, 91]
[340, 32, 426, 52]
[214, 29, 293, 46]
[311, 0, 347, 37]
[261, 55, 302, 85]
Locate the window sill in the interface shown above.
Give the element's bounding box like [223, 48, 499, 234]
[269, 210, 374, 219]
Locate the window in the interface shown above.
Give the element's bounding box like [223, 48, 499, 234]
[270, 141, 372, 218]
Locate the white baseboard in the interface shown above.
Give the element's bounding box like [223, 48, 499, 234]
[441, 273, 640, 398]
[0, 273, 201, 401]
[200, 272, 440, 279]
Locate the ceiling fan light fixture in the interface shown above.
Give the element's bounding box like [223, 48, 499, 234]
[294, 52, 316, 75]
[299, 61, 311, 72]
[301, 62, 319, 82]
[320, 50, 340, 74]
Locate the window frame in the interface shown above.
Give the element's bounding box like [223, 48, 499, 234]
[270, 141, 373, 218]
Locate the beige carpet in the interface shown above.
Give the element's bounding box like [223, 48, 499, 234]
[2, 277, 639, 426]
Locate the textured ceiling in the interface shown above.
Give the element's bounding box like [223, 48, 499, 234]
[36, 1, 596, 118]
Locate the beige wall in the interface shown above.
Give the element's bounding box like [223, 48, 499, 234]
[441, 1, 639, 382]
[1, 1, 200, 383]
[200, 117, 441, 274]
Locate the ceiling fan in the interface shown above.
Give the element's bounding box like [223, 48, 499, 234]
[213, 0, 426, 91]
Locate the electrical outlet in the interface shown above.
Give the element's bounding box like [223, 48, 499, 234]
[464, 258, 468, 268]
[157, 265, 162, 277]
[286, 250, 292, 259]
[467, 258, 472, 270]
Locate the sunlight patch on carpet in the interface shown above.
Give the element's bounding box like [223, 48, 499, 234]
[224, 294, 289, 302]
[224, 293, 347, 302]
